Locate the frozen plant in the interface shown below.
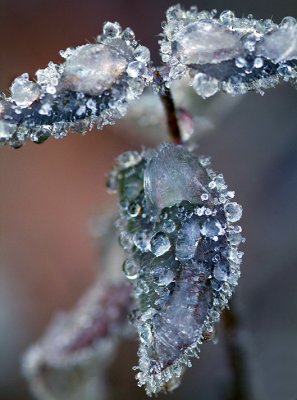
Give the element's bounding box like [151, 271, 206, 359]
[1, 4, 297, 399]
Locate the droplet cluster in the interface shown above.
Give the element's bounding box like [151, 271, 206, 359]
[0, 22, 152, 148]
[108, 143, 244, 395]
[159, 5, 297, 97]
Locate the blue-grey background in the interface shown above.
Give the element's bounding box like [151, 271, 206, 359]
[1, 0, 297, 399]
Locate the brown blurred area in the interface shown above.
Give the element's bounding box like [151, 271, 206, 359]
[1, 1, 297, 400]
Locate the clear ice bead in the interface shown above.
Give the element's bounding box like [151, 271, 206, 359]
[150, 232, 171, 257]
[10, 73, 40, 107]
[123, 258, 139, 279]
[192, 73, 219, 98]
[103, 21, 122, 38]
[224, 202, 243, 222]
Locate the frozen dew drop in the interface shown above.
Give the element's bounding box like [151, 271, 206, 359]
[235, 57, 247, 68]
[128, 202, 141, 218]
[150, 232, 171, 257]
[10, 73, 40, 107]
[134, 232, 151, 253]
[36, 62, 60, 88]
[122, 27, 136, 42]
[127, 61, 145, 78]
[201, 219, 224, 238]
[123, 258, 139, 279]
[103, 21, 122, 38]
[224, 202, 243, 222]
[192, 73, 219, 99]
[162, 219, 176, 233]
[219, 10, 235, 25]
[213, 261, 229, 281]
[38, 103, 52, 116]
[134, 45, 150, 64]
[253, 57, 263, 68]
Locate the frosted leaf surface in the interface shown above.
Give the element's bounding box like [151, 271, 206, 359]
[160, 6, 297, 97]
[174, 21, 242, 65]
[62, 43, 131, 95]
[256, 24, 297, 63]
[0, 22, 152, 148]
[109, 143, 244, 395]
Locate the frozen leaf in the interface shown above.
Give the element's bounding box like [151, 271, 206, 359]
[159, 6, 297, 97]
[109, 143, 244, 395]
[0, 22, 152, 148]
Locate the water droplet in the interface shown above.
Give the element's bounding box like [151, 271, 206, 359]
[39, 103, 52, 116]
[103, 21, 122, 38]
[134, 46, 150, 64]
[10, 73, 40, 107]
[150, 232, 171, 257]
[162, 219, 176, 233]
[123, 258, 139, 279]
[192, 73, 219, 99]
[253, 57, 263, 68]
[224, 202, 242, 222]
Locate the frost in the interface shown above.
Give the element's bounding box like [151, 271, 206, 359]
[0, 22, 152, 148]
[109, 143, 243, 395]
[159, 6, 297, 97]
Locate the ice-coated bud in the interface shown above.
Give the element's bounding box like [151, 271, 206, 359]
[174, 21, 243, 65]
[10, 73, 41, 107]
[144, 143, 211, 209]
[62, 42, 132, 95]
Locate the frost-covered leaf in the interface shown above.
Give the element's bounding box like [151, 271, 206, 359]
[108, 143, 244, 395]
[159, 5, 297, 97]
[0, 22, 152, 148]
[22, 276, 132, 400]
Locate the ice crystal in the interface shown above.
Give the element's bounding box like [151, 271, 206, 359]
[159, 5, 297, 97]
[0, 22, 152, 148]
[108, 143, 243, 395]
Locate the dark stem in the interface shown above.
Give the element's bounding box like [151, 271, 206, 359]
[222, 299, 251, 400]
[159, 85, 182, 144]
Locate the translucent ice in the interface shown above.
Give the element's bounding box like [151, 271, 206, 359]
[174, 21, 243, 65]
[62, 42, 130, 95]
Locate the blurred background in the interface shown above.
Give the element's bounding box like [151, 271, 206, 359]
[1, 0, 297, 399]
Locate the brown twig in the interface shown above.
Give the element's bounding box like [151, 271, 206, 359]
[157, 78, 182, 143]
[222, 299, 251, 400]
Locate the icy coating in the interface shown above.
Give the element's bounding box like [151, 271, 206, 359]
[159, 5, 297, 97]
[108, 143, 244, 395]
[0, 22, 152, 148]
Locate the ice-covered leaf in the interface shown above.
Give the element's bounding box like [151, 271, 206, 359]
[0, 22, 152, 148]
[108, 143, 244, 395]
[22, 277, 132, 400]
[159, 5, 297, 97]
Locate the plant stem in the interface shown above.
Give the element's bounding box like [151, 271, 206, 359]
[222, 299, 251, 400]
[159, 85, 182, 144]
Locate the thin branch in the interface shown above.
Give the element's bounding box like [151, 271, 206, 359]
[157, 78, 182, 143]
